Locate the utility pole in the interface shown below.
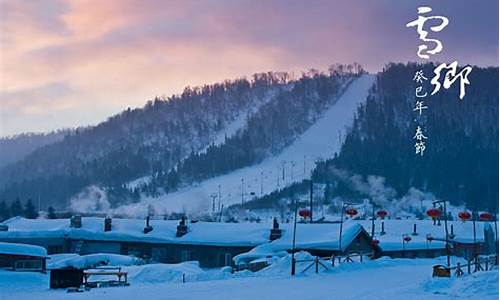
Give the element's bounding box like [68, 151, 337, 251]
[473, 203, 478, 271]
[291, 197, 298, 276]
[339, 202, 356, 252]
[260, 171, 264, 195]
[218, 184, 221, 212]
[241, 178, 244, 205]
[433, 200, 450, 267]
[277, 165, 280, 187]
[371, 202, 376, 238]
[309, 180, 313, 223]
[38, 189, 41, 212]
[281, 160, 286, 181]
[303, 155, 306, 175]
[290, 160, 295, 181]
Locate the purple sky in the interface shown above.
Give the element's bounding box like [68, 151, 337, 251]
[0, 0, 498, 136]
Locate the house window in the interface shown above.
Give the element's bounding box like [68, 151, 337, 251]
[14, 260, 43, 270]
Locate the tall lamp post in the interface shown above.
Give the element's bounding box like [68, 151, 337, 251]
[339, 201, 357, 253]
[291, 197, 299, 276]
[433, 200, 450, 267]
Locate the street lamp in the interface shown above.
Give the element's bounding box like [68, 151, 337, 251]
[339, 201, 357, 253]
[291, 197, 299, 276]
[432, 200, 450, 267]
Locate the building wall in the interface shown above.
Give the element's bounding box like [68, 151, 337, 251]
[119, 242, 253, 268]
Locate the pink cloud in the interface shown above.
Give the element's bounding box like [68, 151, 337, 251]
[0, 0, 497, 136]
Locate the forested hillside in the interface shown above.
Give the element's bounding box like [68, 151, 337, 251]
[0, 65, 363, 210]
[312, 63, 499, 210]
[0, 130, 71, 168]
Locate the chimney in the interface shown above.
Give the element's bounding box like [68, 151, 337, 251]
[380, 221, 386, 235]
[70, 215, 82, 228]
[269, 217, 282, 241]
[104, 217, 112, 232]
[144, 216, 153, 234]
[176, 216, 188, 237]
[412, 223, 418, 236]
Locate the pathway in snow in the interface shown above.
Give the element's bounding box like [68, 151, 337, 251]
[115, 75, 376, 216]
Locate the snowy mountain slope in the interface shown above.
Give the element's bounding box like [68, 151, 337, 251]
[114, 74, 376, 216]
[124, 87, 283, 190]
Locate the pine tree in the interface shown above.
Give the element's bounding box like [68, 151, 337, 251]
[47, 206, 57, 219]
[0, 200, 10, 221]
[24, 199, 38, 219]
[10, 198, 23, 217]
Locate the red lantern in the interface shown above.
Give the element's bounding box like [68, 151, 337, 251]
[345, 208, 358, 217]
[426, 208, 442, 220]
[458, 211, 471, 222]
[372, 239, 380, 247]
[403, 236, 412, 242]
[376, 210, 388, 219]
[298, 209, 311, 218]
[479, 212, 492, 221]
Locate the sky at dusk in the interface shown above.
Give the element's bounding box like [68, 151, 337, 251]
[0, 0, 498, 136]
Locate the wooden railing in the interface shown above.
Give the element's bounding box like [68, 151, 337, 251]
[434, 255, 498, 277]
[295, 252, 372, 274]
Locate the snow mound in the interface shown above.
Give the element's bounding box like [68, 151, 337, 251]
[126, 261, 204, 283]
[422, 270, 499, 298]
[256, 251, 325, 276]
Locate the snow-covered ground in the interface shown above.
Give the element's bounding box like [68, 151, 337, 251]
[1, 256, 497, 300]
[114, 74, 376, 216]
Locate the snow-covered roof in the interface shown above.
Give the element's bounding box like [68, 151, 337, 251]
[356, 219, 494, 251]
[0, 241, 47, 258]
[0, 217, 364, 249]
[0, 217, 495, 252]
[233, 223, 365, 264]
[0, 217, 270, 247]
[48, 253, 140, 270]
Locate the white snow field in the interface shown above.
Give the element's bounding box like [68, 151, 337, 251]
[1, 256, 497, 300]
[114, 74, 376, 216]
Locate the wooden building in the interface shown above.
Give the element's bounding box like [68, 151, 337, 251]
[0, 241, 47, 272]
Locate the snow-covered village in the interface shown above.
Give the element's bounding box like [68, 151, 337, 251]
[0, 1, 499, 299]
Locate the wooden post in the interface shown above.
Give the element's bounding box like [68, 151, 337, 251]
[467, 259, 471, 274]
[315, 257, 319, 273]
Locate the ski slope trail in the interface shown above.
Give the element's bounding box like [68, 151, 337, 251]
[115, 74, 376, 216]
